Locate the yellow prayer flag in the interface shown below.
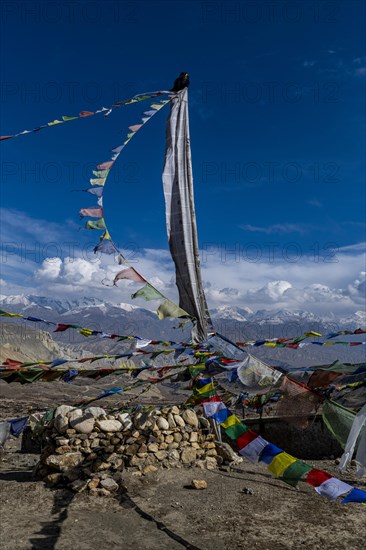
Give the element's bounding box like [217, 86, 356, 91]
[79, 328, 93, 337]
[196, 382, 215, 395]
[268, 452, 297, 477]
[221, 415, 241, 429]
[47, 120, 63, 126]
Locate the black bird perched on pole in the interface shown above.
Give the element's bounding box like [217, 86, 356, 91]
[171, 72, 190, 92]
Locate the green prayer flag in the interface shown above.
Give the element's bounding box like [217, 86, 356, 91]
[131, 283, 164, 301]
[280, 460, 312, 487]
[62, 115, 78, 121]
[85, 219, 106, 230]
[322, 400, 357, 448]
[225, 422, 249, 440]
[0, 310, 23, 318]
[157, 300, 190, 320]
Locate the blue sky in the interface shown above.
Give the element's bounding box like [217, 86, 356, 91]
[0, 0, 365, 316]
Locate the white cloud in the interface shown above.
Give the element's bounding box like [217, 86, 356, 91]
[240, 223, 307, 235]
[1, 209, 365, 317]
[35, 258, 62, 280]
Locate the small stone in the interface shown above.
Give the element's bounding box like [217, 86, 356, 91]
[191, 479, 207, 490]
[142, 465, 158, 475]
[206, 449, 217, 457]
[88, 478, 100, 490]
[198, 416, 210, 430]
[165, 435, 174, 444]
[205, 457, 218, 471]
[147, 443, 159, 453]
[106, 453, 124, 470]
[125, 444, 139, 455]
[159, 442, 168, 450]
[157, 417, 170, 431]
[100, 477, 119, 492]
[96, 462, 110, 471]
[190, 432, 198, 443]
[97, 488, 111, 497]
[118, 413, 133, 430]
[242, 487, 254, 495]
[167, 413, 177, 428]
[173, 433, 182, 443]
[167, 449, 180, 462]
[215, 442, 243, 465]
[70, 479, 88, 493]
[45, 473, 63, 487]
[155, 451, 167, 461]
[174, 415, 185, 427]
[170, 406, 180, 415]
[55, 437, 69, 446]
[54, 415, 69, 434]
[55, 445, 72, 455]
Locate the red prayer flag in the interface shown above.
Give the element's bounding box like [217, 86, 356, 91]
[236, 429, 258, 450]
[305, 468, 332, 487]
[3, 358, 23, 367]
[54, 323, 72, 332]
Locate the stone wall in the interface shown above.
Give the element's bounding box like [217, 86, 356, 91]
[35, 405, 231, 496]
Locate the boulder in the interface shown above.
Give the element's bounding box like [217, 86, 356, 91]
[68, 409, 83, 423]
[84, 407, 106, 418]
[181, 447, 197, 464]
[54, 415, 69, 434]
[182, 409, 198, 428]
[54, 405, 74, 418]
[45, 452, 83, 472]
[100, 477, 119, 492]
[70, 415, 95, 435]
[96, 419, 122, 433]
[156, 417, 170, 431]
[174, 415, 185, 428]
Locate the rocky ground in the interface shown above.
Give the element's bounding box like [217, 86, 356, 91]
[0, 381, 365, 550]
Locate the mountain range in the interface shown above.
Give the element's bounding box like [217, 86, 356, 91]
[0, 294, 365, 367]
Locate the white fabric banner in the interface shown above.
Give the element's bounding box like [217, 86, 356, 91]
[338, 403, 366, 475]
[239, 436, 268, 462]
[162, 88, 211, 342]
[314, 477, 353, 500]
[237, 354, 283, 391]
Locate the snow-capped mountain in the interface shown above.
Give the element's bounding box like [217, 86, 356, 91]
[0, 294, 365, 341]
[1, 294, 365, 366]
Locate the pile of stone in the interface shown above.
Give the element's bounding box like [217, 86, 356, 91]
[35, 404, 231, 496]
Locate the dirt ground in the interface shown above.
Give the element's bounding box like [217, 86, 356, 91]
[0, 383, 365, 550]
